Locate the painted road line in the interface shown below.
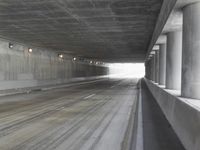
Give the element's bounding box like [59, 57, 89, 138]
[84, 94, 96, 99]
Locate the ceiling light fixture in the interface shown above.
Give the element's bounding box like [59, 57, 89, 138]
[28, 48, 33, 53]
[58, 54, 63, 58]
[9, 43, 13, 49]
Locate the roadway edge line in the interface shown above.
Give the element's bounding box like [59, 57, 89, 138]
[135, 80, 144, 150]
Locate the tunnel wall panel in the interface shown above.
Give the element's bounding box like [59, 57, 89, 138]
[0, 39, 108, 90]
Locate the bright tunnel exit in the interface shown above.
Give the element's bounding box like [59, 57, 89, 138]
[108, 63, 145, 78]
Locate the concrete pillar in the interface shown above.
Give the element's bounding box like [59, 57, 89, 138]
[182, 2, 200, 99]
[159, 43, 166, 85]
[150, 57, 155, 81]
[150, 58, 153, 80]
[166, 31, 182, 90]
[145, 61, 148, 78]
[155, 50, 159, 83]
[145, 60, 150, 79]
[152, 55, 156, 82]
[148, 60, 151, 80]
[148, 59, 151, 80]
[149, 58, 152, 80]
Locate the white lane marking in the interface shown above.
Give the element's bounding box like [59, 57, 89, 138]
[110, 85, 115, 88]
[84, 94, 96, 99]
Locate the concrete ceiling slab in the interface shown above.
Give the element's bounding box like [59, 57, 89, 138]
[146, 0, 200, 60]
[176, 0, 200, 9]
[156, 34, 166, 44]
[0, 0, 163, 62]
[163, 0, 200, 34]
[145, 0, 177, 60]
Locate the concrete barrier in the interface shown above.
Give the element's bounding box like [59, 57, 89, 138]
[144, 78, 200, 150]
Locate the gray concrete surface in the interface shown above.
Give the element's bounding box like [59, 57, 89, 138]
[145, 78, 200, 150]
[181, 2, 200, 99]
[141, 79, 185, 150]
[146, 0, 200, 60]
[146, 0, 177, 59]
[150, 58, 154, 81]
[152, 55, 156, 82]
[158, 43, 166, 85]
[155, 50, 159, 83]
[166, 31, 182, 90]
[0, 39, 108, 91]
[145, 60, 151, 80]
[0, 77, 106, 97]
[0, 78, 137, 150]
[0, 1, 163, 62]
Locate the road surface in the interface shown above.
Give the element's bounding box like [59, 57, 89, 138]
[0, 79, 138, 150]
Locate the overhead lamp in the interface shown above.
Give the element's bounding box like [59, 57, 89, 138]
[9, 43, 13, 49]
[58, 54, 63, 58]
[28, 48, 33, 53]
[90, 61, 92, 64]
[73, 57, 76, 61]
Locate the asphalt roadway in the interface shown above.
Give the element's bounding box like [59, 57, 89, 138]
[0, 78, 138, 150]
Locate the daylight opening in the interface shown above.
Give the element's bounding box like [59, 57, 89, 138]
[108, 63, 145, 79]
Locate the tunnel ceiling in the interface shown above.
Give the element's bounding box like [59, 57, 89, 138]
[0, 0, 163, 62]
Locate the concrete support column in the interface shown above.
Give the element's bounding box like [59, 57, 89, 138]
[145, 60, 150, 79]
[159, 43, 166, 85]
[150, 58, 153, 80]
[149, 60, 152, 80]
[153, 54, 156, 82]
[145, 61, 148, 78]
[150, 56, 155, 81]
[155, 50, 159, 83]
[149, 58, 152, 80]
[166, 31, 182, 90]
[182, 2, 200, 99]
[148, 59, 152, 80]
[147, 61, 150, 79]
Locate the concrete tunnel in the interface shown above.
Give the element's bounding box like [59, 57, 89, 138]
[0, 0, 199, 150]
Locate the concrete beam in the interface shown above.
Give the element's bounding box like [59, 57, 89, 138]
[146, 0, 177, 60]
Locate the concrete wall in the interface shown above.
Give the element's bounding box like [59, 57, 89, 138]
[0, 39, 108, 90]
[144, 78, 200, 150]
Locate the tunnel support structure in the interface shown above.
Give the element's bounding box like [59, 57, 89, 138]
[182, 2, 200, 99]
[153, 55, 156, 82]
[150, 55, 155, 82]
[158, 44, 166, 85]
[166, 31, 182, 90]
[155, 50, 159, 83]
[150, 58, 154, 81]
